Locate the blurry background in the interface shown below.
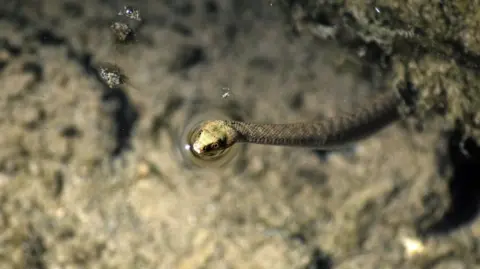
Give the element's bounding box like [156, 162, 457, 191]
[0, 0, 479, 268]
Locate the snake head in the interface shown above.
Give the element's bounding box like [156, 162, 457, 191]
[191, 120, 232, 156]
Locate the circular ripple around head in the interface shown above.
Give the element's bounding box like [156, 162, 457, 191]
[176, 109, 240, 170]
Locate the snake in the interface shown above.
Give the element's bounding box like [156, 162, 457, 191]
[189, 90, 402, 157]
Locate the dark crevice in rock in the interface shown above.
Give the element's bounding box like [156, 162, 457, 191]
[304, 248, 333, 269]
[23, 227, 47, 269]
[101, 88, 138, 157]
[427, 123, 480, 234]
[169, 44, 206, 72]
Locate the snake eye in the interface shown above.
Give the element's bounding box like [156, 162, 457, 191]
[210, 142, 219, 150]
[203, 142, 219, 152]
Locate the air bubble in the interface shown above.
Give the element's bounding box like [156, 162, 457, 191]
[118, 5, 142, 21]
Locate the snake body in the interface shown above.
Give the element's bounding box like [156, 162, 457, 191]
[191, 90, 402, 155]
